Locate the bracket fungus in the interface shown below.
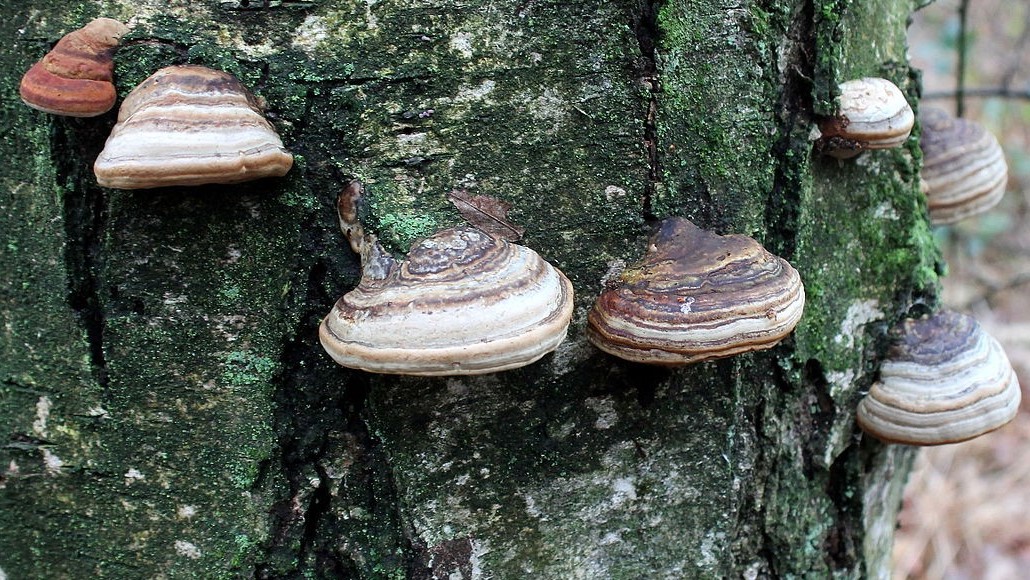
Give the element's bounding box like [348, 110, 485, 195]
[586, 218, 805, 365]
[19, 18, 129, 117]
[856, 311, 1021, 446]
[817, 77, 914, 159]
[93, 65, 294, 189]
[319, 183, 574, 376]
[920, 107, 1008, 224]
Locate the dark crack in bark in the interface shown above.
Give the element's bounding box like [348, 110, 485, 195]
[120, 38, 192, 61]
[824, 445, 862, 573]
[763, 0, 816, 260]
[255, 188, 411, 578]
[218, 0, 319, 11]
[633, 0, 663, 222]
[255, 251, 362, 578]
[742, 3, 821, 576]
[56, 118, 113, 391]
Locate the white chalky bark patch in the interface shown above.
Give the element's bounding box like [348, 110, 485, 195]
[834, 300, 884, 349]
[124, 468, 145, 485]
[32, 396, 51, 438]
[174, 540, 202, 560]
[41, 449, 63, 475]
[450, 32, 474, 58]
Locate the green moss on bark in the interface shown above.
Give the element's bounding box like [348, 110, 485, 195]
[654, 3, 779, 233]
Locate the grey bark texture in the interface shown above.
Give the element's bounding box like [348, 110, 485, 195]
[0, 0, 939, 578]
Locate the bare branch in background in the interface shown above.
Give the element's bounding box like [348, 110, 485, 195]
[923, 87, 1030, 101]
[957, 0, 970, 117]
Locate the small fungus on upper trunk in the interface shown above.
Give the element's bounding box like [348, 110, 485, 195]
[93, 65, 294, 189]
[816, 77, 914, 159]
[19, 18, 129, 117]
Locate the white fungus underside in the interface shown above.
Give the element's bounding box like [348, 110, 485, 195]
[94, 99, 292, 187]
[97, 128, 287, 161]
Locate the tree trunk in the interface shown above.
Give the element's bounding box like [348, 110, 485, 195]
[0, 0, 939, 578]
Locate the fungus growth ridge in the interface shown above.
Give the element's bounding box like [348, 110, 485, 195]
[19, 18, 129, 117]
[319, 182, 574, 376]
[93, 65, 294, 189]
[586, 217, 805, 365]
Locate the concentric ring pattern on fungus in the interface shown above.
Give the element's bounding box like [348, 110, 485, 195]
[320, 227, 574, 376]
[857, 311, 1020, 446]
[587, 217, 805, 365]
[920, 106, 1008, 224]
[94, 65, 293, 189]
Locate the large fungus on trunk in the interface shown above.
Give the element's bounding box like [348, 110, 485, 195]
[319, 183, 574, 376]
[857, 310, 1021, 446]
[93, 65, 294, 189]
[586, 217, 805, 365]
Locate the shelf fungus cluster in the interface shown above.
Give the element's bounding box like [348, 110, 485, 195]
[319, 184, 574, 376]
[19, 18, 129, 117]
[93, 65, 294, 189]
[586, 218, 805, 365]
[817, 77, 914, 159]
[857, 311, 1021, 446]
[920, 107, 1008, 224]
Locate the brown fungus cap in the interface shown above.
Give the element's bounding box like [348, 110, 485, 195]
[586, 217, 805, 365]
[19, 18, 129, 117]
[818, 77, 914, 159]
[856, 311, 1020, 446]
[319, 184, 574, 376]
[93, 65, 293, 189]
[920, 107, 1008, 224]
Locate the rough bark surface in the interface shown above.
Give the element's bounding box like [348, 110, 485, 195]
[0, 0, 939, 578]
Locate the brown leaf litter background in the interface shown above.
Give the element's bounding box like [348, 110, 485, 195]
[895, 1, 1030, 578]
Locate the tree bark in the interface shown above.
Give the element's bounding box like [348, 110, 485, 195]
[0, 0, 939, 578]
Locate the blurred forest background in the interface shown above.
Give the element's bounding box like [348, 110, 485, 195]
[896, 1, 1030, 578]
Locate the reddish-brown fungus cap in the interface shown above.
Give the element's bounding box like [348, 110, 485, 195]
[19, 18, 129, 117]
